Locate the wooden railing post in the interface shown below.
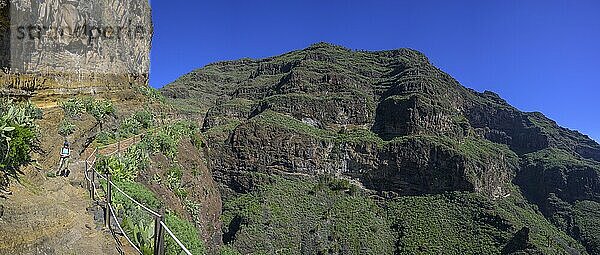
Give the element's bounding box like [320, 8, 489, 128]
[85, 160, 89, 188]
[91, 163, 96, 200]
[154, 213, 165, 255]
[105, 173, 112, 229]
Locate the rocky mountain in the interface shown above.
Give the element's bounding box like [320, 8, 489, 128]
[0, 0, 152, 107]
[162, 42, 600, 254]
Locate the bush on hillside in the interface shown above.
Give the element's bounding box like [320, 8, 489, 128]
[58, 119, 76, 137]
[0, 99, 40, 189]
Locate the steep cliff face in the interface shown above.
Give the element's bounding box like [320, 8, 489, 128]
[0, 0, 152, 107]
[163, 42, 600, 254]
[211, 111, 517, 198]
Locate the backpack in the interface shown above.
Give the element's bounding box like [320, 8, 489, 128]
[61, 147, 70, 157]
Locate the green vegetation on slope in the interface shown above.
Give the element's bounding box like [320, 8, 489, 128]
[58, 97, 116, 139]
[222, 175, 585, 255]
[522, 147, 599, 170]
[222, 175, 395, 255]
[94, 117, 206, 254]
[387, 193, 508, 254]
[573, 200, 600, 254]
[0, 99, 41, 190]
[105, 179, 205, 255]
[96, 109, 155, 146]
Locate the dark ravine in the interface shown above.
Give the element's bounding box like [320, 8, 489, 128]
[162, 42, 600, 254]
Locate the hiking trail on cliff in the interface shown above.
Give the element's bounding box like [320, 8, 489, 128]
[0, 154, 119, 254]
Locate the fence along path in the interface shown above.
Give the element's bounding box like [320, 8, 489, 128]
[84, 133, 193, 255]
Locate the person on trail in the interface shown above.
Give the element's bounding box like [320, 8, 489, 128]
[57, 141, 71, 177]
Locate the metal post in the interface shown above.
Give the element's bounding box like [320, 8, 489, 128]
[117, 139, 121, 157]
[105, 173, 112, 229]
[154, 213, 165, 255]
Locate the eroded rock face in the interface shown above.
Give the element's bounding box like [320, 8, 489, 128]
[0, 0, 152, 107]
[207, 117, 518, 198]
[516, 149, 600, 206]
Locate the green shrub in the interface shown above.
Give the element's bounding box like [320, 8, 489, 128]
[95, 155, 136, 182]
[58, 119, 76, 137]
[95, 144, 150, 183]
[138, 121, 199, 159]
[84, 97, 115, 130]
[23, 101, 43, 120]
[138, 86, 166, 104]
[219, 245, 242, 255]
[118, 116, 143, 138]
[1, 125, 35, 179]
[166, 166, 187, 199]
[59, 98, 85, 119]
[146, 130, 178, 159]
[123, 144, 150, 173]
[165, 213, 205, 255]
[313, 174, 358, 195]
[183, 199, 202, 226]
[190, 132, 204, 151]
[134, 110, 155, 129]
[117, 110, 155, 139]
[96, 131, 114, 146]
[0, 99, 40, 189]
[111, 179, 162, 209]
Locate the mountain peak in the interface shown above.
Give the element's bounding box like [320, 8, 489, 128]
[161, 43, 600, 254]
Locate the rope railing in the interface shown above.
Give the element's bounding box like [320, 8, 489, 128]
[84, 133, 195, 255]
[161, 221, 193, 255]
[97, 134, 143, 150]
[108, 202, 143, 255]
[106, 203, 126, 255]
[109, 179, 161, 218]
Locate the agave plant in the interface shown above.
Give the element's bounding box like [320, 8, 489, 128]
[95, 155, 137, 182]
[125, 217, 155, 255]
[0, 99, 38, 158]
[1, 103, 36, 129]
[0, 98, 40, 189]
[0, 122, 15, 161]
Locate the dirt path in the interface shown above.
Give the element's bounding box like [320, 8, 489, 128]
[0, 158, 119, 254]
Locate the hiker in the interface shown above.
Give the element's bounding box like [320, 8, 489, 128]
[57, 141, 71, 177]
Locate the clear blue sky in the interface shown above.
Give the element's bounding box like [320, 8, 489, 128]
[149, 0, 600, 142]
